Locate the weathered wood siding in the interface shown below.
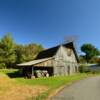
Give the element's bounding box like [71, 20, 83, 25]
[53, 46, 78, 76]
[32, 46, 78, 76]
[34, 59, 54, 67]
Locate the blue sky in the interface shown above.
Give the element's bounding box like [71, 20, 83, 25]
[0, 0, 100, 53]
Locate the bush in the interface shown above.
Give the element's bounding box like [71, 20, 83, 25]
[0, 63, 6, 69]
[79, 65, 90, 73]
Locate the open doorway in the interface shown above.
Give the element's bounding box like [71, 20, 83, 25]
[67, 66, 70, 75]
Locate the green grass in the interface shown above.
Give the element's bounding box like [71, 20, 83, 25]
[16, 73, 88, 100]
[0, 69, 89, 100]
[0, 69, 18, 74]
[16, 74, 87, 88]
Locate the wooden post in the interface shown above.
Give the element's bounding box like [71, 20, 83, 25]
[32, 66, 34, 76]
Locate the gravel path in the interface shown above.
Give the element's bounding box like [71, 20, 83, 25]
[51, 76, 100, 100]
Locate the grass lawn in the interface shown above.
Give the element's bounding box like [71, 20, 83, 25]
[16, 73, 88, 100]
[0, 69, 89, 100]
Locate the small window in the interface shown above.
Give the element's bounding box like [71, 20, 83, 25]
[67, 49, 72, 56]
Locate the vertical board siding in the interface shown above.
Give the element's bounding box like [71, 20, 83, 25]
[53, 46, 78, 76]
[34, 59, 54, 67]
[31, 45, 78, 77]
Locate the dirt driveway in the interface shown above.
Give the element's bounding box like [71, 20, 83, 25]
[51, 76, 100, 100]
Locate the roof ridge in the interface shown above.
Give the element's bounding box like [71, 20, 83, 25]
[40, 42, 73, 52]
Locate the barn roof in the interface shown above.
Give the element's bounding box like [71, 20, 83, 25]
[17, 57, 53, 66]
[17, 42, 79, 67]
[35, 46, 59, 59]
[35, 42, 79, 62]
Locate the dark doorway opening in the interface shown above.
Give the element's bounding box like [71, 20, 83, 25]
[75, 66, 78, 72]
[68, 66, 70, 75]
[22, 66, 32, 78]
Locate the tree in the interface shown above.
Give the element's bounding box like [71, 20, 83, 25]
[81, 44, 100, 63]
[24, 44, 43, 61]
[0, 33, 44, 68]
[79, 55, 86, 63]
[15, 44, 25, 64]
[15, 43, 44, 63]
[0, 33, 16, 68]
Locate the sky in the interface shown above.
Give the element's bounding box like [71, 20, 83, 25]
[0, 0, 100, 53]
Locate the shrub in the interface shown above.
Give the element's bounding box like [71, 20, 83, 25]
[79, 65, 90, 73]
[0, 63, 6, 69]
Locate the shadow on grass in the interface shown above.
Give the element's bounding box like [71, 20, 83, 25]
[6, 71, 23, 78]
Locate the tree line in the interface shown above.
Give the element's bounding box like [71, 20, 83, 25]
[0, 33, 99, 68]
[80, 44, 100, 63]
[0, 33, 43, 68]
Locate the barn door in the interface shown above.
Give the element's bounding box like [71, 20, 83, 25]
[75, 66, 78, 72]
[67, 66, 70, 75]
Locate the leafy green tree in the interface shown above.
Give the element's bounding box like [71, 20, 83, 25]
[81, 44, 100, 63]
[15, 44, 25, 64]
[0, 33, 44, 68]
[24, 44, 43, 61]
[0, 33, 16, 68]
[15, 43, 43, 63]
[79, 55, 86, 63]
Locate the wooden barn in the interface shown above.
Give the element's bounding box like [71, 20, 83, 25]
[17, 42, 79, 78]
